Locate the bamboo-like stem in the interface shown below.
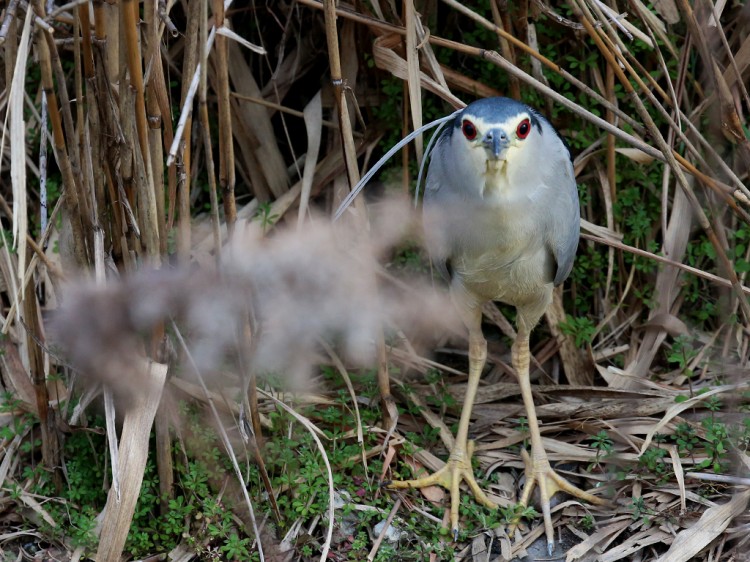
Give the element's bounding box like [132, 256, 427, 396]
[78, 2, 94, 78]
[143, 0, 168, 255]
[199, 0, 221, 261]
[212, 0, 236, 235]
[42, 21, 82, 183]
[92, 0, 106, 39]
[140, 0, 173, 513]
[176, 0, 202, 261]
[323, 0, 360, 191]
[145, 16, 177, 238]
[322, 0, 397, 430]
[121, 0, 159, 261]
[121, 0, 150, 171]
[25, 277, 61, 490]
[490, 1, 520, 99]
[73, 7, 92, 232]
[34, 6, 88, 267]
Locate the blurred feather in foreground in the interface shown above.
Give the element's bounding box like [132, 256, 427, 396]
[51, 198, 459, 398]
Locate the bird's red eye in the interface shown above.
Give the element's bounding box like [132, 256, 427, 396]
[516, 118, 531, 139]
[462, 119, 477, 140]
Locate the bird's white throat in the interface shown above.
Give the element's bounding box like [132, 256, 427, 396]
[482, 158, 510, 197]
[484, 158, 506, 174]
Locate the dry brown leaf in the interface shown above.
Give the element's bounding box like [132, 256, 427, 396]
[639, 312, 689, 337]
[297, 90, 323, 226]
[654, 489, 750, 562]
[650, 0, 680, 23]
[20, 490, 57, 528]
[666, 445, 687, 514]
[373, 34, 463, 108]
[8, 7, 33, 288]
[96, 361, 168, 562]
[227, 41, 289, 198]
[566, 518, 631, 561]
[600, 529, 672, 561]
[404, 0, 423, 163]
[381, 444, 397, 483]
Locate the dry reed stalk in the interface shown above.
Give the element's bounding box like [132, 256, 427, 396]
[144, 0, 173, 502]
[198, 0, 221, 261]
[175, 0, 201, 261]
[33, 4, 88, 268]
[122, 0, 160, 262]
[490, 1, 521, 100]
[404, 0, 423, 164]
[322, 0, 398, 432]
[212, 0, 236, 235]
[143, 0, 169, 256]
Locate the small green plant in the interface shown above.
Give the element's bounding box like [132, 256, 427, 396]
[672, 422, 699, 456]
[700, 417, 730, 473]
[255, 202, 279, 233]
[630, 496, 657, 526]
[578, 513, 595, 532]
[667, 334, 698, 373]
[667, 334, 699, 396]
[559, 315, 597, 347]
[590, 430, 614, 469]
[392, 243, 428, 273]
[221, 532, 252, 559]
[500, 502, 539, 524]
[638, 445, 669, 482]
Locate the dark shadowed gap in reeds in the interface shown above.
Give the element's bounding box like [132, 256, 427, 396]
[0, 0, 748, 560]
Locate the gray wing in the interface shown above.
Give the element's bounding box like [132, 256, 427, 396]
[422, 130, 459, 283]
[528, 111, 581, 287]
[546, 155, 580, 287]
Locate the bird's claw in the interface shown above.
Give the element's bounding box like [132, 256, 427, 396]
[509, 448, 607, 551]
[387, 440, 497, 539]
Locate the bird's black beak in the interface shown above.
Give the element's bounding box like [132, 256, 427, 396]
[482, 128, 510, 160]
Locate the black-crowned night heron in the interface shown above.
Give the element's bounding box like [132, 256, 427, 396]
[388, 97, 606, 550]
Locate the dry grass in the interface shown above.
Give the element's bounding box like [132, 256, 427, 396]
[0, 0, 748, 561]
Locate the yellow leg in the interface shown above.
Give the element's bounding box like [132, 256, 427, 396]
[511, 327, 607, 554]
[388, 307, 497, 538]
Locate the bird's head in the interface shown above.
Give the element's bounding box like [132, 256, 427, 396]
[453, 97, 540, 174]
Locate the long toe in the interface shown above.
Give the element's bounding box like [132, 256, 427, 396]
[388, 441, 498, 538]
[515, 448, 607, 552]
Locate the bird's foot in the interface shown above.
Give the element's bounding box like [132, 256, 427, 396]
[387, 440, 497, 539]
[511, 448, 607, 555]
